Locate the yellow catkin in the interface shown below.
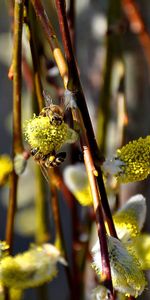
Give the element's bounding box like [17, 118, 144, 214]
[0, 244, 65, 289]
[126, 234, 150, 270]
[116, 136, 150, 183]
[0, 155, 13, 185]
[24, 115, 78, 155]
[92, 236, 146, 297]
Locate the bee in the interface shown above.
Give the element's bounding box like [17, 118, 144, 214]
[29, 90, 77, 182]
[39, 90, 65, 126]
[31, 148, 66, 168]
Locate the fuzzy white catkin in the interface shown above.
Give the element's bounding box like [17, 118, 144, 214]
[92, 236, 146, 297]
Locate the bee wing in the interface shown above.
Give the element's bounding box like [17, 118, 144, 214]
[40, 164, 50, 183]
[62, 89, 77, 111]
[43, 90, 53, 107]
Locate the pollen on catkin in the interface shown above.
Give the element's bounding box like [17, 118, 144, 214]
[92, 236, 146, 297]
[102, 136, 150, 183]
[125, 234, 150, 271]
[0, 243, 66, 289]
[113, 194, 146, 241]
[0, 155, 13, 186]
[24, 115, 78, 155]
[116, 136, 150, 182]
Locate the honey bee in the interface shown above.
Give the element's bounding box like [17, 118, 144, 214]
[39, 90, 64, 126]
[30, 90, 77, 182]
[31, 148, 66, 168]
[31, 147, 66, 182]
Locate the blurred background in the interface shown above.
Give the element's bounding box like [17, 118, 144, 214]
[0, 0, 150, 299]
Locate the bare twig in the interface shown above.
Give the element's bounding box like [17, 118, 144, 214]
[5, 3, 24, 300]
[72, 108, 114, 297]
[26, 2, 44, 111]
[122, 0, 150, 67]
[5, 171, 18, 252]
[98, 0, 123, 153]
[67, 0, 75, 49]
[12, 0, 24, 155]
[50, 177, 78, 300]
[6, 0, 24, 253]
[22, 55, 34, 91]
[55, 0, 117, 235]
[35, 166, 49, 244]
[51, 170, 73, 209]
[30, 0, 69, 88]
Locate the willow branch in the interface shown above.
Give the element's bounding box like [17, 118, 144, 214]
[35, 166, 49, 244]
[5, 171, 18, 253]
[117, 72, 128, 148]
[122, 0, 150, 67]
[12, 0, 24, 154]
[8, 0, 14, 33]
[51, 170, 73, 209]
[5, 0, 24, 255]
[51, 168, 87, 296]
[98, 0, 123, 153]
[72, 108, 114, 297]
[67, 0, 75, 49]
[30, 0, 69, 88]
[50, 177, 78, 300]
[55, 0, 117, 236]
[26, 2, 44, 111]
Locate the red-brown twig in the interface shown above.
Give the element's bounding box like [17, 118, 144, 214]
[67, 0, 75, 49]
[55, 1, 117, 236]
[122, 0, 150, 67]
[72, 108, 114, 297]
[25, 2, 44, 111]
[50, 174, 79, 300]
[6, 0, 24, 254]
[5, 2, 24, 300]
[30, 0, 69, 88]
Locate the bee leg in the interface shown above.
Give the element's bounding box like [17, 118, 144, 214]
[39, 107, 49, 117]
[31, 148, 39, 156]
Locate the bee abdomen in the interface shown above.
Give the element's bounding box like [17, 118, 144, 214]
[45, 152, 66, 168]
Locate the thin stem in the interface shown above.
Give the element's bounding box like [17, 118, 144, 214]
[35, 166, 49, 244]
[67, 0, 75, 49]
[51, 169, 85, 296]
[12, 0, 24, 154]
[30, 0, 69, 88]
[50, 178, 78, 300]
[55, 0, 117, 237]
[51, 170, 73, 209]
[122, 0, 150, 68]
[8, 0, 14, 33]
[117, 72, 128, 148]
[5, 171, 18, 253]
[27, 2, 44, 111]
[5, 0, 24, 253]
[97, 0, 123, 153]
[72, 108, 114, 297]
[22, 55, 34, 91]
